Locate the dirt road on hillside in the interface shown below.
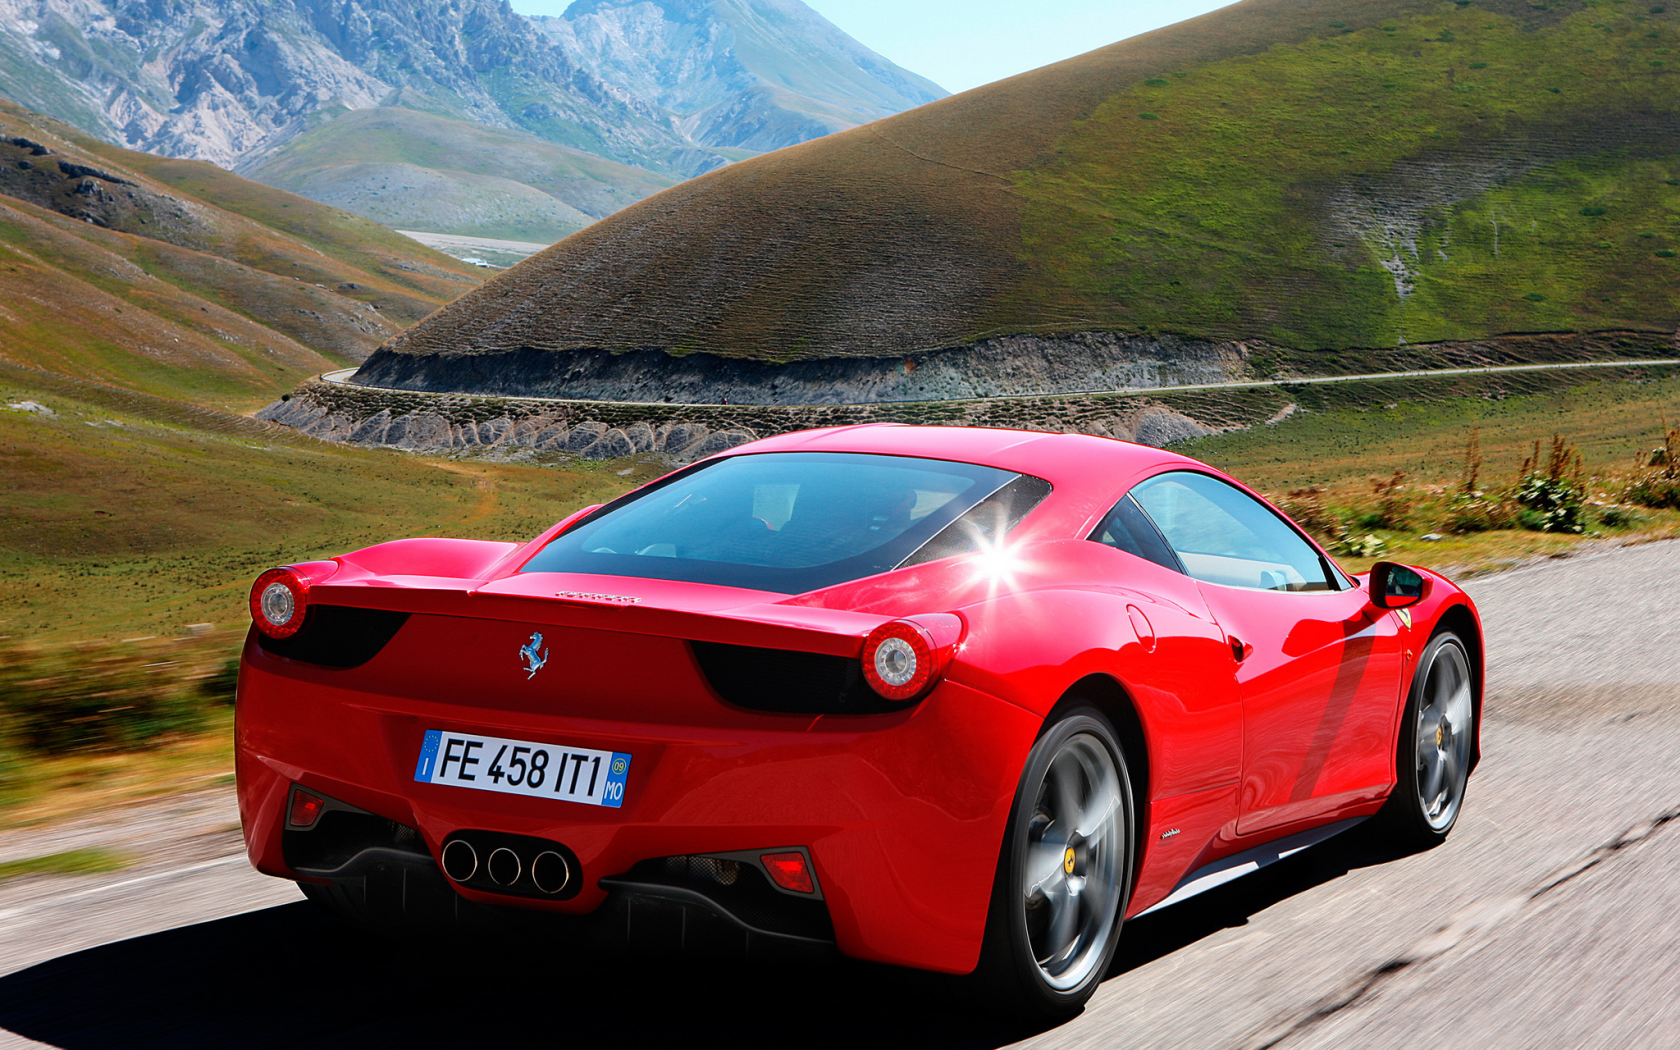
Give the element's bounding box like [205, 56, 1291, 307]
[1, 541, 1677, 1049]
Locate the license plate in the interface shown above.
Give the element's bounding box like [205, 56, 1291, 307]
[413, 730, 631, 808]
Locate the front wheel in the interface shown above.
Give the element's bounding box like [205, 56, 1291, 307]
[1376, 631, 1476, 848]
[976, 706, 1134, 1020]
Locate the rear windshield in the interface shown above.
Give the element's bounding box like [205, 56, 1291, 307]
[520, 451, 1048, 593]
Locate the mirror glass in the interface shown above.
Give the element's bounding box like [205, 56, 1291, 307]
[1385, 564, 1424, 603]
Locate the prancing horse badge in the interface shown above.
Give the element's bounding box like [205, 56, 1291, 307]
[519, 631, 549, 680]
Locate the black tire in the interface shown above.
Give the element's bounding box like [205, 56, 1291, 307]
[1375, 630, 1476, 848]
[975, 705, 1135, 1020]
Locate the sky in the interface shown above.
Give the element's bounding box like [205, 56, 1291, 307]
[507, 0, 1237, 96]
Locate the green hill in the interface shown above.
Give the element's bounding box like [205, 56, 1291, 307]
[244, 107, 678, 245]
[0, 99, 484, 409]
[363, 0, 1680, 393]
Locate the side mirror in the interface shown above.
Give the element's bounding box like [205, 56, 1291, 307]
[1369, 562, 1428, 609]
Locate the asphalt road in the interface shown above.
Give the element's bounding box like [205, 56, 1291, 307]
[1, 540, 1677, 1049]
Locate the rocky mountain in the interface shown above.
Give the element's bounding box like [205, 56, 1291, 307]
[536, 0, 946, 153]
[352, 0, 1680, 404]
[0, 0, 945, 243]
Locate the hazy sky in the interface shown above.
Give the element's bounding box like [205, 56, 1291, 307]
[508, 0, 1237, 95]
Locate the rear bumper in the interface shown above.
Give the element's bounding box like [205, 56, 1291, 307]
[235, 632, 1040, 974]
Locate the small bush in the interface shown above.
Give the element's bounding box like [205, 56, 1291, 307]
[1338, 533, 1389, 559]
[1512, 434, 1586, 533]
[1444, 492, 1515, 533]
[1657, 249, 1678, 258]
[201, 658, 240, 705]
[0, 640, 224, 755]
[1626, 425, 1680, 508]
[1356, 469, 1412, 529]
[1597, 505, 1647, 528]
[1580, 205, 1608, 216]
[1278, 485, 1346, 540]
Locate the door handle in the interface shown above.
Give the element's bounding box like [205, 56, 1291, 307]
[1229, 636, 1251, 663]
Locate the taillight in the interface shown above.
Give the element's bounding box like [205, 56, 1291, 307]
[860, 614, 963, 702]
[251, 567, 309, 639]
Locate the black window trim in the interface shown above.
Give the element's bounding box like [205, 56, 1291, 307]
[1086, 493, 1188, 576]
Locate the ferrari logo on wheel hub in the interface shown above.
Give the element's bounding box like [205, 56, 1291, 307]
[1063, 846, 1076, 875]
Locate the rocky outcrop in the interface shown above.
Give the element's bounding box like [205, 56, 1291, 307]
[353, 331, 1254, 405]
[255, 376, 1222, 461]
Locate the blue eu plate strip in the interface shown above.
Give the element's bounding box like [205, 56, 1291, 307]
[413, 729, 442, 782]
[601, 752, 633, 808]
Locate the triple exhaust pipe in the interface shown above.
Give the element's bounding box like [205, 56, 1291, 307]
[441, 835, 574, 896]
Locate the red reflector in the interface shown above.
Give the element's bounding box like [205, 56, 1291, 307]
[288, 789, 324, 828]
[760, 851, 814, 894]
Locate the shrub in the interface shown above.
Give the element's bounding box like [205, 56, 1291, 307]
[1580, 205, 1608, 216]
[1512, 434, 1586, 533]
[1625, 425, 1680, 508]
[1338, 533, 1389, 558]
[1277, 485, 1346, 540]
[1597, 505, 1647, 528]
[0, 640, 220, 755]
[1444, 493, 1515, 533]
[201, 658, 240, 705]
[1357, 469, 1412, 529]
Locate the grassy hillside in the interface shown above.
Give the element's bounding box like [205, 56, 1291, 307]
[0, 363, 656, 642]
[0, 99, 484, 409]
[377, 0, 1680, 366]
[245, 107, 678, 244]
[1016, 3, 1680, 349]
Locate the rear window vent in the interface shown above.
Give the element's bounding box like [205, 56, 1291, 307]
[690, 641, 901, 714]
[257, 605, 409, 668]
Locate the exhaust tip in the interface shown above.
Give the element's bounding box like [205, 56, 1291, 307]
[487, 846, 522, 886]
[531, 851, 571, 895]
[441, 839, 478, 882]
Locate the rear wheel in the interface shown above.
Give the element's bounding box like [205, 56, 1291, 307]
[1377, 631, 1475, 847]
[977, 706, 1133, 1020]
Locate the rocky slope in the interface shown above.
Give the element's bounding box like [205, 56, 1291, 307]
[0, 0, 944, 242]
[353, 0, 1680, 404]
[536, 0, 945, 153]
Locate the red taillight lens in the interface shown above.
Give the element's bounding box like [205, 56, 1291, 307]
[760, 851, 815, 894]
[250, 567, 309, 639]
[288, 788, 324, 828]
[862, 621, 934, 701]
[860, 614, 963, 702]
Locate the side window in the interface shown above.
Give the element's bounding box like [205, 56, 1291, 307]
[1130, 472, 1338, 592]
[1089, 494, 1183, 573]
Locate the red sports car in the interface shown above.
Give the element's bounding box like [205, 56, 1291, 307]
[236, 424, 1481, 1017]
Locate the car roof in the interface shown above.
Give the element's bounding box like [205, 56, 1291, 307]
[730, 423, 1210, 490]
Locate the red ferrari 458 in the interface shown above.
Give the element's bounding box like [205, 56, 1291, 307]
[236, 424, 1481, 1017]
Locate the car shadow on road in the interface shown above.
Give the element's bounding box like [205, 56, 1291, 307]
[0, 826, 1417, 1050]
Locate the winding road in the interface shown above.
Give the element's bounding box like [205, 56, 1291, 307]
[1, 540, 1677, 1049]
[316, 357, 1680, 409]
